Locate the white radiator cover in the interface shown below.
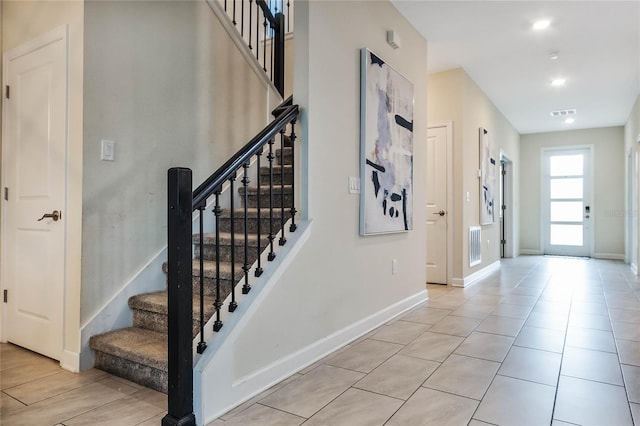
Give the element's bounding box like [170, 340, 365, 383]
[469, 226, 482, 267]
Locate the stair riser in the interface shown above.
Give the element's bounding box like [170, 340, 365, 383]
[94, 352, 167, 394]
[218, 216, 288, 234]
[132, 309, 201, 337]
[192, 275, 238, 298]
[258, 168, 293, 185]
[275, 148, 293, 165]
[245, 193, 293, 209]
[194, 241, 265, 263]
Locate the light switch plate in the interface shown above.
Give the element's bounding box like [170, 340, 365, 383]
[349, 176, 360, 194]
[101, 139, 115, 161]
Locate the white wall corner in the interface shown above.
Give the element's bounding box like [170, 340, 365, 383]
[452, 260, 500, 287]
[60, 349, 80, 372]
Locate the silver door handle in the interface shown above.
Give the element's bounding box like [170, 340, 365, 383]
[38, 210, 61, 222]
[432, 210, 446, 216]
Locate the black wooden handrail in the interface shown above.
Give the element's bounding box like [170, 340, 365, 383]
[192, 102, 298, 209]
[256, 0, 276, 24]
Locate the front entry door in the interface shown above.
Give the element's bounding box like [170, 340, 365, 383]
[2, 28, 68, 360]
[542, 148, 592, 257]
[426, 125, 449, 284]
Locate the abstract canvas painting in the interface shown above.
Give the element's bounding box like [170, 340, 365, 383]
[479, 127, 496, 225]
[360, 48, 414, 235]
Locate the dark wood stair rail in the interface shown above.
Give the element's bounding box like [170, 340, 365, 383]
[162, 98, 298, 426]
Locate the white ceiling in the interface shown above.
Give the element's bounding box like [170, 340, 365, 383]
[391, 1, 640, 134]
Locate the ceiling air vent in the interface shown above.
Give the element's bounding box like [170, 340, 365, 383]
[550, 109, 577, 117]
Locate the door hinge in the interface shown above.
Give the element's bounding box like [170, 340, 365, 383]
[502, 169, 506, 176]
[500, 239, 506, 245]
[3, 290, 7, 303]
[5, 85, 9, 99]
[3, 187, 8, 201]
[502, 204, 506, 211]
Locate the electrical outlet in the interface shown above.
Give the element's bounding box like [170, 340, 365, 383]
[392, 259, 398, 275]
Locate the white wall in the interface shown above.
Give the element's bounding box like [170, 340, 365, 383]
[1, 0, 84, 369]
[197, 0, 428, 421]
[520, 127, 626, 258]
[81, 0, 277, 325]
[624, 95, 640, 268]
[428, 68, 520, 281]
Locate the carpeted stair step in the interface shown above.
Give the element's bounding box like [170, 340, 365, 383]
[193, 232, 269, 263]
[275, 147, 292, 165]
[162, 260, 243, 298]
[89, 327, 168, 393]
[218, 208, 291, 234]
[239, 185, 293, 209]
[129, 291, 215, 336]
[258, 164, 293, 185]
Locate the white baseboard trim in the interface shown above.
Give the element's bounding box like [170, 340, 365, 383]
[520, 249, 542, 255]
[60, 349, 80, 372]
[592, 253, 625, 261]
[195, 247, 428, 423]
[452, 260, 501, 288]
[631, 263, 638, 275]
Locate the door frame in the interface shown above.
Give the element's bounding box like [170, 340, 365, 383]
[540, 145, 595, 257]
[427, 121, 453, 285]
[626, 147, 638, 272]
[499, 150, 514, 258]
[1, 25, 81, 370]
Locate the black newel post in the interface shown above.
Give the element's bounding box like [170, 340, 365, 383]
[163, 168, 196, 426]
[273, 12, 285, 97]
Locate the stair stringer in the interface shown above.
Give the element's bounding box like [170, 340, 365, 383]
[193, 218, 427, 424]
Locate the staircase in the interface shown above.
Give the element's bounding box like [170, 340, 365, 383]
[89, 140, 295, 393]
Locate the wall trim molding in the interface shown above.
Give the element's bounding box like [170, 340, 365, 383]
[592, 253, 625, 261]
[520, 249, 543, 255]
[452, 260, 500, 287]
[60, 350, 80, 373]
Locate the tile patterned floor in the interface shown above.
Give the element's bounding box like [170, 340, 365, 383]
[1, 256, 639, 425]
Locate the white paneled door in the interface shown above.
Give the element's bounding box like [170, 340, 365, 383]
[426, 125, 449, 284]
[542, 148, 592, 257]
[3, 28, 68, 360]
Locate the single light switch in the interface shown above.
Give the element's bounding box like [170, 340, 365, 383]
[349, 176, 360, 194]
[101, 139, 115, 161]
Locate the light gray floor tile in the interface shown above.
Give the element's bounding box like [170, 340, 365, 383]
[423, 354, 499, 400]
[617, 339, 640, 366]
[525, 311, 568, 331]
[138, 413, 168, 426]
[428, 315, 482, 337]
[565, 327, 617, 353]
[0, 392, 26, 416]
[0, 358, 62, 390]
[386, 387, 478, 426]
[474, 375, 555, 426]
[622, 364, 640, 403]
[298, 346, 352, 375]
[500, 294, 539, 307]
[612, 321, 640, 341]
[354, 354, 439, 400]
[369, 320, 428, 345]
[554, 375, 633, 426]
[569, 312, 612, 331]
[399, 331, 464, 362]
[476, 315, 525, 337]
[490, 303, 532, 319]
[468, 420, 495, 426]
[514, 326, 566, 353]
[219, 404, 305, 426]
[325, 339, 403, 373]
[63, 395, 164, 426]
[259, 365, 364, 418]
[571, 302, 609, 316]
[561, 346, 624, 385]
[631, 402, 640, 426]
[609, 308, 640, 324]
[454, 331, 514, 362]
[499, 346, 561, 386]
[400, 307, 451, 324]
[304, 388, 402, 426]
[3, 369, 108, 405]
[221, 374, 301, 420]
[532, 300, 571, 315]
[450, 303, 496, 319]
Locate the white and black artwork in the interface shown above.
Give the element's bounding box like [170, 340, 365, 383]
[480, 127, 496, 225]
[360, 48, 414, 235]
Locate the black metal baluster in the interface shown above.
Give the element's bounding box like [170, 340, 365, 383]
[278, 129, 287, 246]
[255, 149, 264, 277]
[213, 191, 223, 332]
[286, 0, 290, 32]
[267, 138, 276, 260]
[241, 0, 245, 36]
[197, 207, 207, 353]
[289, 119, 298, 232]
[242, 163, 252, 294]
[232, 0, 237, 25]
[263, 15, 267, 72]
[224, 0, 227, 12]
[248, 0, 253, 50]
[228, 175, 238, 312]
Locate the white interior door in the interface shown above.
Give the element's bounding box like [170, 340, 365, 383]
[2, 29, 68, 360]
[426, 125, 449, 284]
[542, 148, 592, 257]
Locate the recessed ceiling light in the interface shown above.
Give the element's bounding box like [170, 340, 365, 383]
[565, 118, 575, 124]
[551, 78, 566, 87]
[549, 51, 560, 60]
[533, 19, 551, 30]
